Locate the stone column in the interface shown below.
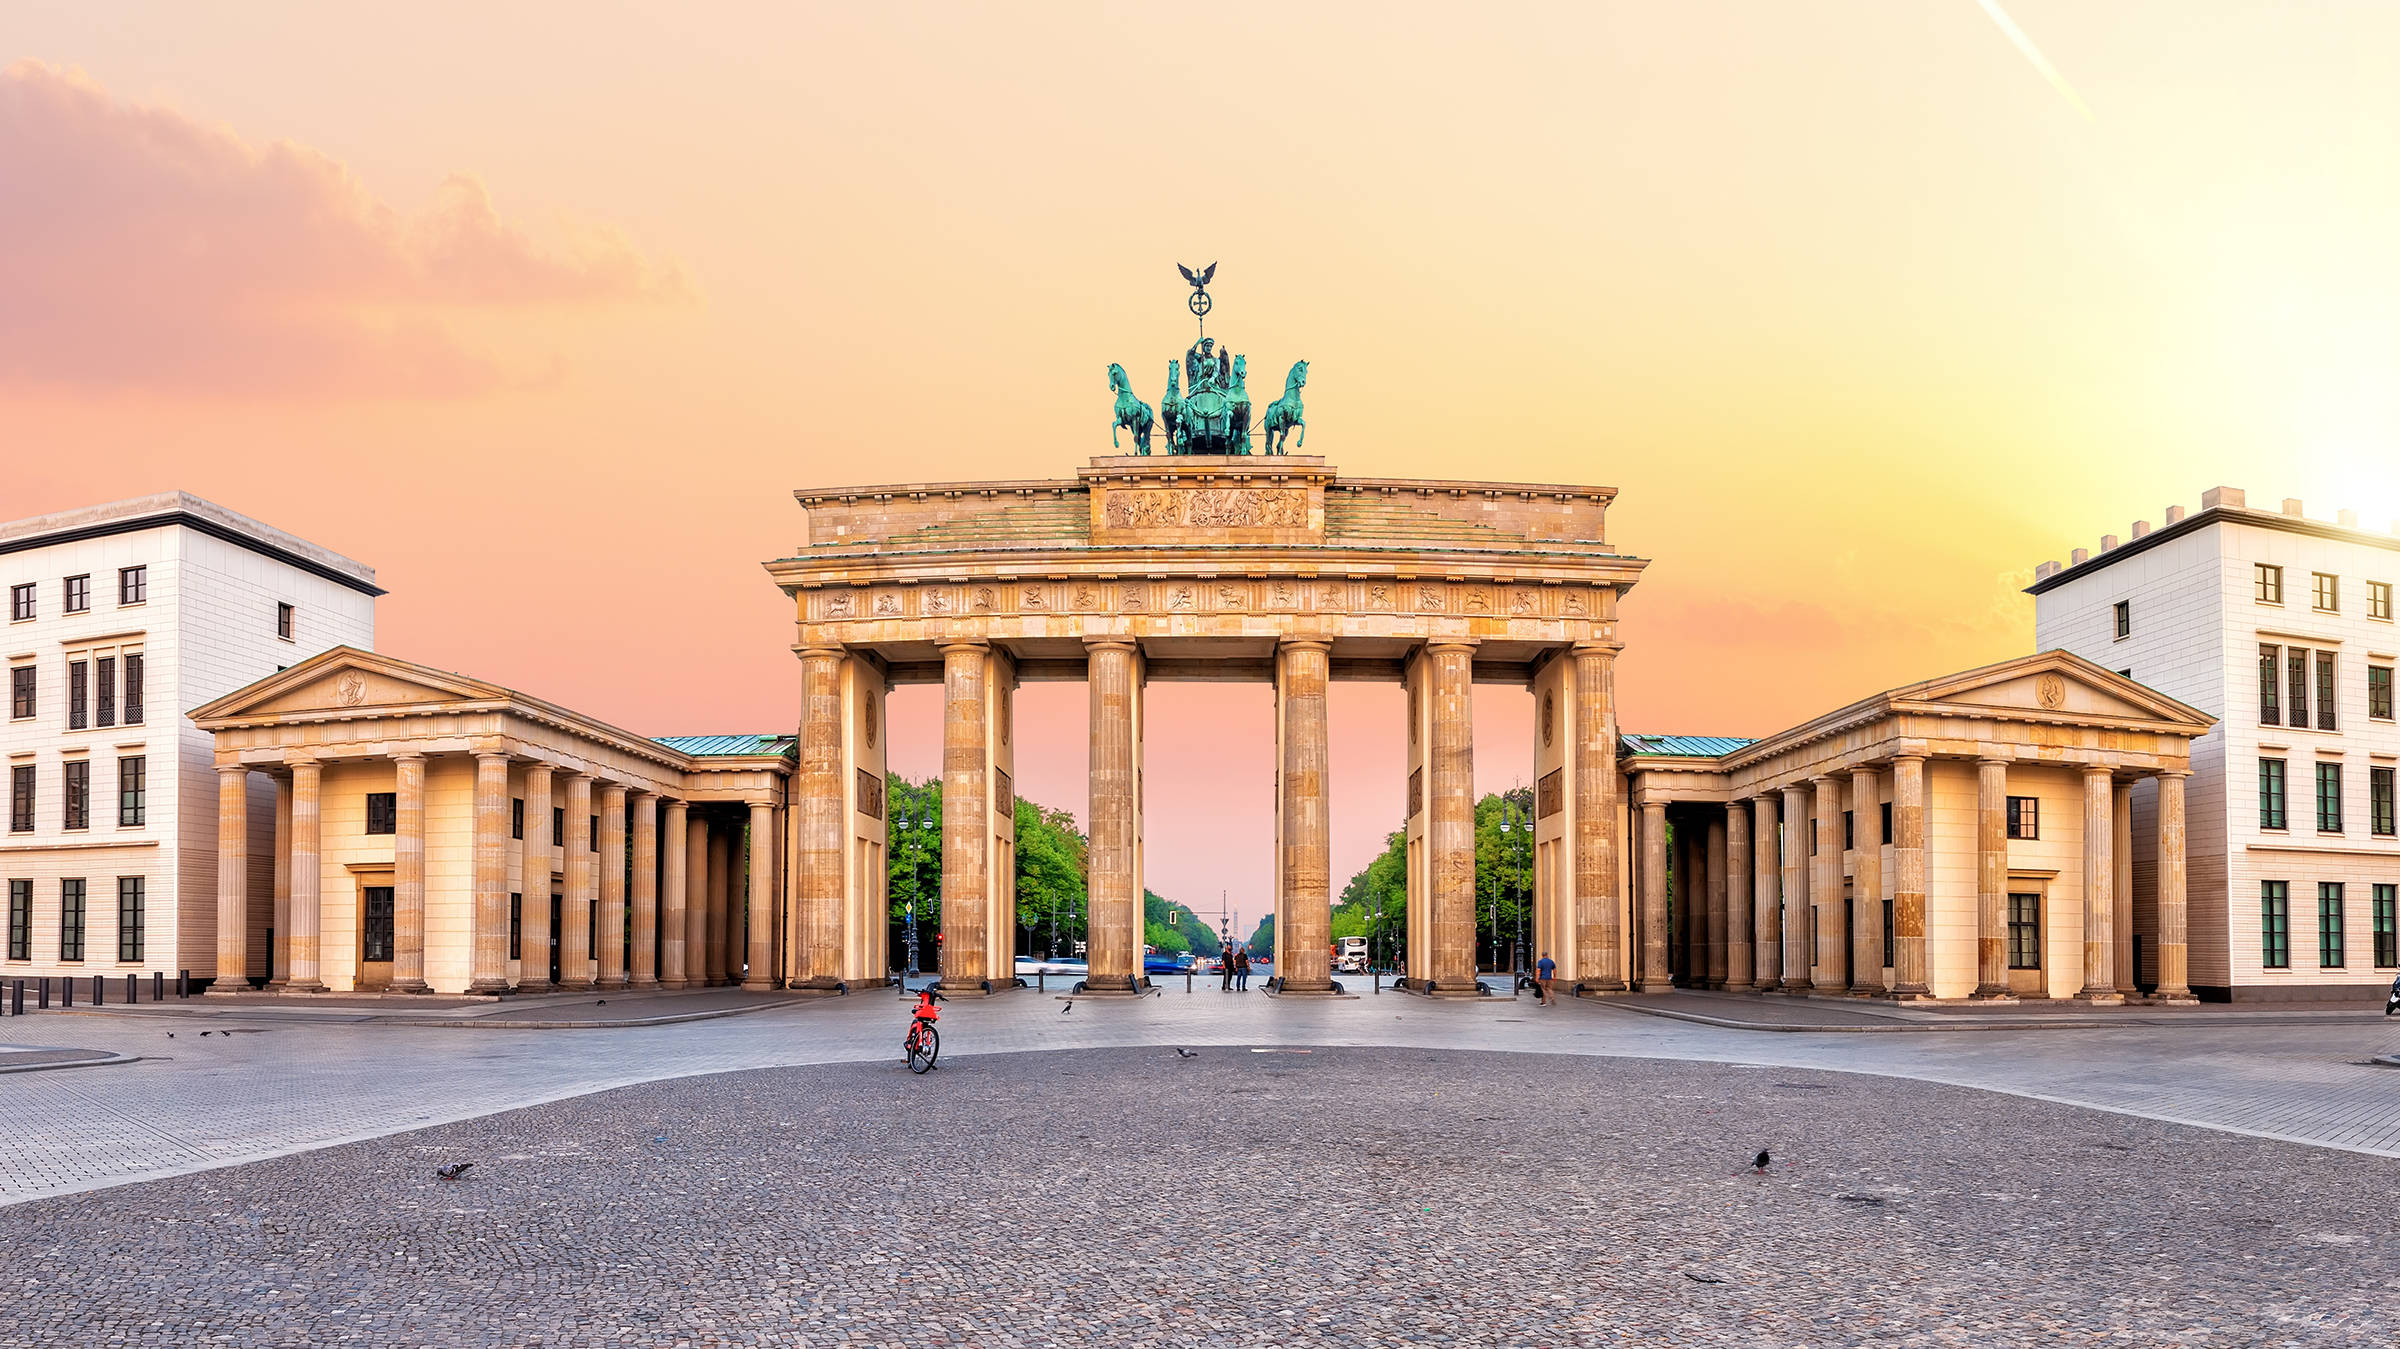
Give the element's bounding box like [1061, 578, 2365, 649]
[1751, 796, 1781, 990]
[684, 807, 711, 987]
[629, 792, 659, 989]
[1726, 801, 1755, 991]
[1277, 638, 1333, 993]
[745, 801, 777, 990]
[2077, 768, 2122, 1002]
[389, 752, 430, 993]
[938, 639, 993, 991]
[1778, 785, 1811, 991]
[559, 773, 595, 990]
[518, 765, 554, 994]
[1671, 818, 1693, 984]
[1813, 776, 1846, 992]
[209, 764, 250, 993]
[2153, 771, 2194, 1002]
[661, 800, 690, 988]
[707, 819, 732, 984]
[1085, 637, 1143, 993]
[1890, 755, 1929, 999]
[1705, 813, 1729, 987]
[1972, 758, 2010, 998]
[1849, 765, 1883, 994]
[1426, 641, 1480, 991]
[794, 646, 847, 989]
[2113, 781, 2135, 995]
[466, 751, 513, 994]
[597, 783, 629, 989]
[286, 758, 325, 992]
[1572, 641, 1625, 989]
[270, 774, 291, 987]
[1638, 801, 1669, 990]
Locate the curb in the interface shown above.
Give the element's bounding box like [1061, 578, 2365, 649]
[0, 1051, 144, 1076]
[1587, 999, 2390, 1034]
[23, 996, 815, 1032]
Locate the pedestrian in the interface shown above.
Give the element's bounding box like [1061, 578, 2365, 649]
[1535, 951, 1556, 1006]
[1221, 947, 1235, 992]
[1234, 946, 1251, 992]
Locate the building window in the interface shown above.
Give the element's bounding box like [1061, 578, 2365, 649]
[118, 566, 146, 605]
[2374, 666, 2396, 721]
[8, 765, 30, 833]
[509, 893, 523, 960]
[8, 583, 30, 621]
[59, 879, 85, 961]
[2007, 892, 2041, 969]
[94, 655, 114, 728]
[117, 877, 144, 962]
[117, 756, 145, 827]
[365, 792, 397, 835]
[2256, 563, 2283, 604]
[2261, 881, 2289, 969]
[2005, 796, 2039, 840]
[2315, 651, 2337, 730]
[2288, 647, 2310, 728]
[63, 759, 89, 831]
[1842, 810, 1854, 851]
[552, 807, 564, 848]
[2374, 581, 2394, 621]
[276, 602, 294, 641]
[2259, 758, 2287, 829]
[511, 798, 526, 840]
[1880, 802, 1892, 844]
[362, 886, 394, 962]
[6, 879, 29, 960]
[67, 659, 87, 730]
[2318, 883, 2345, 968]
[2113, 600, 2130, 639]
[122, 653, 142, 725]
[2313, 572, 2339, 612]
[63, 574, 89, 614]
[589, 815, 599, 852]
[2316, 761, 2343, 832]
[9, 665, 31, 720]
[2375, 885, 2397, 968]
[2376, 767, 2397, 838]
[2259, 644, 2280, 724]
[1881, 896, 1894, 966]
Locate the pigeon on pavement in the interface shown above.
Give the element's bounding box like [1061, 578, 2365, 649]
[1174, 1048, 1198, 1058]
[1752, 1149, 1772, 1173]
[434, 1162, 475, 1180]
[1061, 1000, 1073, 1014]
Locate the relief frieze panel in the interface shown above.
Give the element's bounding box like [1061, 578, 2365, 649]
[1102, 487, 1308, 532]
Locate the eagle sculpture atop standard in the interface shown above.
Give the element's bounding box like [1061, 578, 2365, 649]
[1106, 264, 1305, 456]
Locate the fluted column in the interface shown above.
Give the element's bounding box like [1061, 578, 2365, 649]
[939, 639, 993, 991]
[2113, 781, 2135, 995]
[1751, 796, 1780, 990]
[286, 758, 325, 992]
[1278, 638, 1333, 993]
[794, 646, 847, 989]
[1778, 785, 1810, 991]
[1086, 637, 1143, 992]
[1972, 758, 2010, 998]
[629, 791, 659, 989]
[466, 751, 513, 994]
[683, 807, 710, 987]
[1426, 641, 1480, 991]
[2154, 771, 2194, 1002]
[270, 774, 291, 987]
[1849, 765, 1883, 994]
[1573, 641, 1624, 989]
[1638, 801, 1669, 990]
[389, 752, 430, 993]
[209, 764, 250, 993]
[1889, 755, 1930, 999]
[558, 773, 595, 990]
[1705, 812, 1729, 987]
[661, 800, 690, 988]
[706, 819, 732, 984]
[1724, 803, 1753, 991]
[518, 765, 554, 993]
[2077, 767, 2122, 1002]
[745, 801, 777, 990]
[1812, 776, 1845, 992]
[597, 783, 629, 989]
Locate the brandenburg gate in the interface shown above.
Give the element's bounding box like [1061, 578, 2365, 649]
[764, 454, 1647, 996]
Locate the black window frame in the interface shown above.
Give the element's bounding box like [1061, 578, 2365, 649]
[8, 764, 31, 833]
[362, 885, 395, 962]
[7, 583, 30, 622]
[9, 665, 31, 720]
[552, 807, 564, 847]
[6, 878, 28, 960]
[62, 574, 89, 614]
[117, 876, 144, 962]
[2259, 643, 2280, 725]
[2007, 892, 2041, 970]
[122, 652, 142, 725]
[509, 892, 523, 960]
[2112, 599, 2130, 639]
[67, 658, 88, 730]
[94, 655, 114, 729]
[63, 759, 89, 831]
[2318, 882, 2345, 968]
[1842, 810, 1854, 851]
[2256, 563, 2283, 604]
[364, 792, 397, 836]
[59, 878, 85, 962]
[118, 755, 145, 827]
[276, 601, 295, 641]
[2288, 647, 2310, 727]
[2374, 885, 2397, 968]
[2375, 766, 2397, 838]
[2259, 757, 2287, 830]
[2374, 580, 2394, 622]
[2315, 651, 2338, 730]
[589, 815, 599, 852]
[2005, 795, 2040, 840]
[2261, 881, 2290, 969]
[511, 798, 526, 840]
[2313, 571, 2339, 613]
[1880, 802, 1892, 845]
[2374, 665, 2396, 722]
[2316, 761, 2343, 833]
[117, 566, 146, 605]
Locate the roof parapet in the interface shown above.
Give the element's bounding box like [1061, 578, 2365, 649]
[2201, 486, 2246, 510]
[2282, 497, 2305, 518]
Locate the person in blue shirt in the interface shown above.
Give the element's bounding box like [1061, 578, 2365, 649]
[1535, 952, 1556, 1006]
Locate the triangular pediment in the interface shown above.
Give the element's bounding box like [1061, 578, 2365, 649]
[191, 647, 508, 723]
[1892, 651, 2212, 728]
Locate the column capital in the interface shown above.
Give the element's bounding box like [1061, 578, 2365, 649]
[2153, 767, 2190, 779]
[1424, 638, 1480, 655]
[1083, 634, 1141, 654]
[2081, 763, 2115, 782]
[1888, 751, 1928, 764]
[283, 750, 320, 770]
[626, 786, 656, 802]
[1275, 636, 1332, 655]
[937, 636, 991, 656]
[1810, 772, 1844, 787]
[1975, 754, 2011, 768]
[1570, 638, 1624, 657]
[215, 761, 249, 777]
[599, 781, 628, 804]
[389, 748, 426, 763]
[470, 743, 511, 764]
[795, 643, 847, 663]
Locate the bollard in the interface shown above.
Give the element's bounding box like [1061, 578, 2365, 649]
[39, 978, 51, 1010]
[1036, 970, 1045, 993]
[92, 974, 103, 1006]
[127, 973, 137, 1004]
[179, 968, 189, 998]
[59, 977, 71, 1008]
[152, 971, 163, 1002]
[9, 980, 19, 1016]
[1185, 971, 1193, 993]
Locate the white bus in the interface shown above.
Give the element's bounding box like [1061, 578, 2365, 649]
[1333, 937, 1369, 972]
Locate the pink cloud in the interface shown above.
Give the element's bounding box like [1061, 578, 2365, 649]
[0, 61, 682, 396]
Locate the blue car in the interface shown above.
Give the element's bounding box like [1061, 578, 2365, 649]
[1144, 951, 1197, 976]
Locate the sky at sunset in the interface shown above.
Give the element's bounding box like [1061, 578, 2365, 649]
[7, 3, 2400, 908]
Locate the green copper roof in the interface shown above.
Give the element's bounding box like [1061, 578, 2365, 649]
[654, 734, 795, 758]
[1618, 733, 1755, 758]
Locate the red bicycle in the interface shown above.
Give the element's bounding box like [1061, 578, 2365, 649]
[904, 988, 943, 1073]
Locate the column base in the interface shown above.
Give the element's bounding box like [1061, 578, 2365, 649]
[2073, 989, 2128, 1005]
[204, 980, 259, 996]
[516, 979, 553, 995]
[1079, 972, 1139, 993]
[2149, 990, 2199, 1006]
[629, 977, 660, 991]
[601, 977, 632, 991]
[740, 977, 778, 992]
[280, 979, 326, 994]
[1581, 977, 1627, 993]
[935, 976, 1010, 996]
[388, 978, 432, 995]
[1750, 978, 1780, 994]
[1777, 979, 1813, 994]
[1631, 979, 1674, 994]
[659, 977, 690, 990]
[556, 980, 597, 993]
[463, 978, 511, 996]
[1968, 984, 2014, 1000]
[1883, 986, 1936, 1002]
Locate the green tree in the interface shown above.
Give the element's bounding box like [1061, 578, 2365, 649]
[1013, 798, 1087, 957]
[1331, 828, 1407, 966]
[1247, 913, 1275, 959]
[886, 776, 943, 928]
[1475, 787, 1536, 967]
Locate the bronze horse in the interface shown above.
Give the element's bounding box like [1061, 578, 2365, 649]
[1261, 359, 1307, 453]
[1108, 363, 1154, 454]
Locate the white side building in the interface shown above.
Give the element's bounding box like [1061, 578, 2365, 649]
[2032, 486, 2400, 1001]
[2, 494, 377, 986]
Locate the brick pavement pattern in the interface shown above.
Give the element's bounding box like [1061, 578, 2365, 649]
[0, 1049, 2393, 1347]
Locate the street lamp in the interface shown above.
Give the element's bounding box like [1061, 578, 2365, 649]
[1500, 800, 1528, 978]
